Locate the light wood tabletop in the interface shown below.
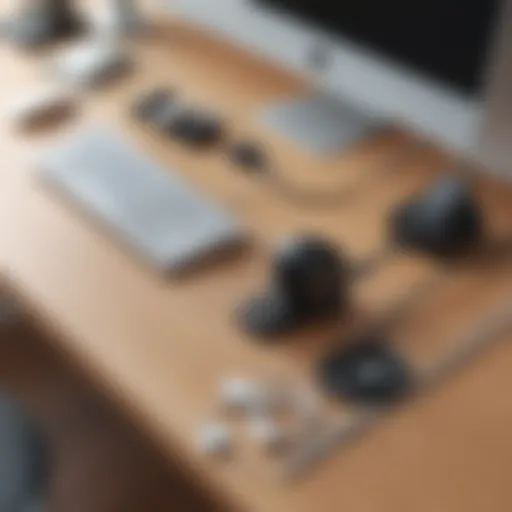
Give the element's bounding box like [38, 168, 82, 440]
[2, 4, 512, 512]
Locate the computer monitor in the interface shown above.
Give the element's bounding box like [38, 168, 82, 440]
[257, 1, 497, 96]
[164, 0, 512, 177]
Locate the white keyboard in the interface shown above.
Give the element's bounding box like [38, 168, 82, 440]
[40, 127, 245, 273]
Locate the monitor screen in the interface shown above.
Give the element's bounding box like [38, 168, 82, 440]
[256, 0, 500, 96]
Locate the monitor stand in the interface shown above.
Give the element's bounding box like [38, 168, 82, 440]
[259, 91, 385, 156]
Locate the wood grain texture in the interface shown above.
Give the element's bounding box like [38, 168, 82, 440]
[1, 3, 512, 512]
[0, 315, 221, 512]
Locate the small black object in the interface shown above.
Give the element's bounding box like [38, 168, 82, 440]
[239, 235, 350, 336]
[392, 175, 483, 258]
[9, 1, 85, 48]
[0, 396, 47, 511]
[133, 88, 177, 125]
[241, 291, 297, 336]
[318, 337, 412, 405]
[169, 108, 224, 147]
[228, 141, 268, 171]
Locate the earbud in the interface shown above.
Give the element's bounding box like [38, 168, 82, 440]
[392, 175, 483, 258]
[317, 334, 412, 405]
[238, 235, 351, 336]
[169, 108, 224, 146]
[133, 88, 224, 147]
[133, 88, 177, 125]
[228, 141, 268, 171]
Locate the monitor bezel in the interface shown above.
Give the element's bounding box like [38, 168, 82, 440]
[163, 0, 512, 178]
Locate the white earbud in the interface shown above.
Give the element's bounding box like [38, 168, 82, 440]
[197, 422, 232, 458]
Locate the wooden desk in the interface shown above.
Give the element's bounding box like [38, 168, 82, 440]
[2, 9, 512, 512]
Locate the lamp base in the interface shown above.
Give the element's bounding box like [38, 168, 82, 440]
[259, 92, 384, 156]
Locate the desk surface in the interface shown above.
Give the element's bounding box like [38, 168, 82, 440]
[2, 7, 512, 512]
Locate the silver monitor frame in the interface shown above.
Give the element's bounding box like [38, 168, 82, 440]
[477, 0, 512, 180]
[164, 0, 512, 180]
